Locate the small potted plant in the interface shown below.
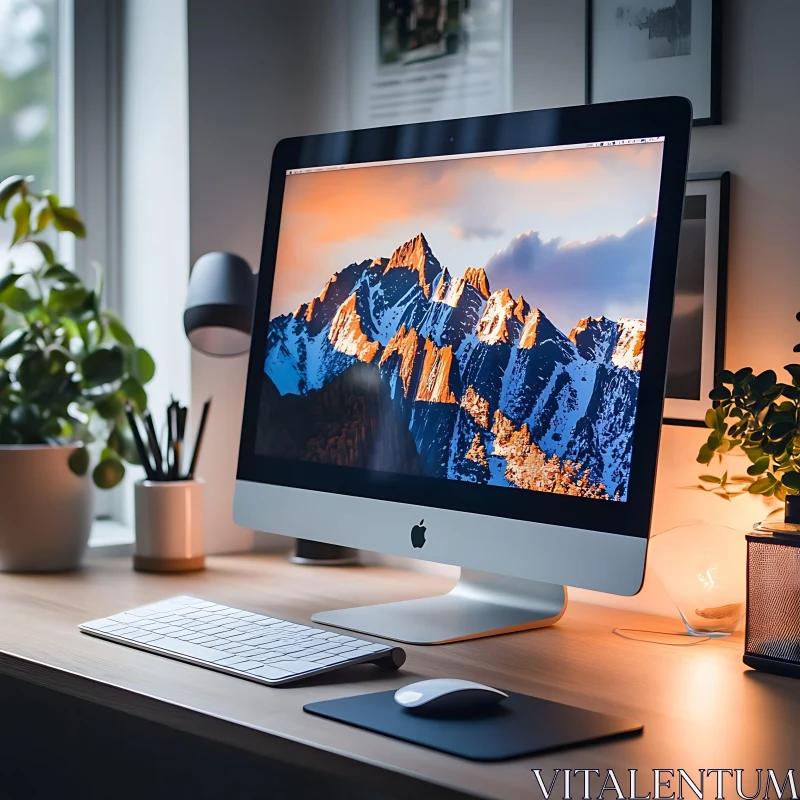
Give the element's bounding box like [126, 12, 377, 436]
[0, 175, 155, 571]
[696, 311, 800, 522]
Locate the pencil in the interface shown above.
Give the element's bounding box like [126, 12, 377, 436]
[187, 398, 211, 480]
[142, 410, 164, 480]
[126, 406, 156, 481]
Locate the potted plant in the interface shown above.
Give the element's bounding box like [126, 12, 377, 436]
[0, 175, 155, 571]
[696, 311, 800, 522]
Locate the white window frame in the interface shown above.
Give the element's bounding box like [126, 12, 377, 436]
[58, 0, 130, 545]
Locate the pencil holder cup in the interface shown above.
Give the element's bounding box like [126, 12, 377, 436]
[134, 480, 205, 573]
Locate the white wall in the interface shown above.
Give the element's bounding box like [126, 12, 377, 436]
[185, 1, 800, 616]
[120, 0, 190, 524]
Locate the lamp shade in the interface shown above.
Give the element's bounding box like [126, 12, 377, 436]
[184, 252, 256, 357]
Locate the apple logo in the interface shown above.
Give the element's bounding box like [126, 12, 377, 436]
[410, 519, 427, 548]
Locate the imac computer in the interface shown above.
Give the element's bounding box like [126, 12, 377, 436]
[234, 98, 691, 644]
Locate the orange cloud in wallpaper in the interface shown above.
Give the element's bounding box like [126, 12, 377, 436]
[270, 142, 664, 318]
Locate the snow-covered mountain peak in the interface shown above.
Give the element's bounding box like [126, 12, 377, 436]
[328, 293, 381, 363]
[432, 268, 452, 303]
[568, 316, 618, 362]
[416, 339, 458, 404]
[385, 232, 442, 296]
[513, 294, 530, 323]
[476, 289, 520, 344]
[463, 267, 490, 299]
[519, 308, 552, 348]
[612, 318, 645, 371]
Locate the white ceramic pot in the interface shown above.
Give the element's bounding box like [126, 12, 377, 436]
[0, 445, 94, 572]
[134, 479, 205, 572]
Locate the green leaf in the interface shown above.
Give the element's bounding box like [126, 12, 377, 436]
[785, 364, 800, 385]
[93, 457, 125, 489]
[0, 175, 26, 219]
[699, 474, 722, 484]
[28, 239, 56, 265]
[131, 347, 155, 384]
[747, 457, 770, 476]
[35, 204, 53, 233]
[16, 351, 48, 390]
[716, 369, 735, 385]
[120, 376, 147, 413]
[704, 408, 718, 430]
[48, 285, 88, 315]
[42, 264, 80, 284]
[11, 197, 31, 246]
[782, 472, 800, 491]
[94, 393, 125, 420]
[761, 438, 784, 456]
[102, 310, 134, 347]
[734, 367, 754, 384]
[68, 446, 90, 476]
[709, 385, 731, 401]
[749, 474, 777, 494]
[51, 206, 86, 238]
[0, 271, 22, 295]
[81, 345, 125, 386]
[112, 422, 142, 466]
[58, 316, 82, 345]
[754, 369, 778, 392]
[707, 430, 723, 450]
[44, 191, 60, 208]
[3, 285, 36, 313]
[768, 420, 797, 442]
[0, 328, 29, 358]
[697, 444, 715, 464]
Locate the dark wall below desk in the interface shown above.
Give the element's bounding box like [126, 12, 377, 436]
[0, 674, 391, 800]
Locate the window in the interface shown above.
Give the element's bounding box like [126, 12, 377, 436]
[1, 0, 129, 543]
[0, 0, 59, 265]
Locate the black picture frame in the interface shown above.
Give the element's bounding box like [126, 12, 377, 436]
[663, 171, 730, 427]
[237, 99, 692, 540]
[586, 0, 722, 127]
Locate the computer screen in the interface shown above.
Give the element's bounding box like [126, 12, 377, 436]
[255, 137, 665, 505]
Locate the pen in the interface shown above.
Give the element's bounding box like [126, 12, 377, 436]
[126, 405, 156, 481]
[186, 398, 211, 480]
[142, 410, 164, 480]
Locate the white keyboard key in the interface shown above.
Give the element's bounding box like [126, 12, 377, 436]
[266, 659, 324, 673]
[216, 656, 257, 668]
[228, 660, 265, 671]
[248, 664, 292, 680]
[359, 643, 388, 653]
[108, 613, 147, 624]
[312, 655, 349, 666]
[126, 632, 162, 643]
[83, 618, 118, 630]
[148, 637, 229, 662]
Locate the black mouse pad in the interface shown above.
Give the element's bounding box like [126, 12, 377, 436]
[304, 690, 642, 762]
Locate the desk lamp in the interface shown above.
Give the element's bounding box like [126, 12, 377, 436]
[184, 252, 357, 566]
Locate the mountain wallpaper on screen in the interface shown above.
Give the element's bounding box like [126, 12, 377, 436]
[258, 233, 645, 501]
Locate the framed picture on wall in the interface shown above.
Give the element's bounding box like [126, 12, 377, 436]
[663, 172, 730, 426]
[587, 0, 722, 126]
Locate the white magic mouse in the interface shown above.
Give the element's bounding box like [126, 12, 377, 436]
[394, 679, 509, 713]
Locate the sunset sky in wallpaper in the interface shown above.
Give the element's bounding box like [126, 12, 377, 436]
[270, 141, 664, 332]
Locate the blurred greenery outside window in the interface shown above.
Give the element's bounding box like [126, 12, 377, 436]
[0, 0, 58, 267]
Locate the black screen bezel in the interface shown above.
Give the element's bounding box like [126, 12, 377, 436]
[236, 97, 691, 539]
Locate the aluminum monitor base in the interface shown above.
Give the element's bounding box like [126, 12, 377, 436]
[312, 568, 567, 645]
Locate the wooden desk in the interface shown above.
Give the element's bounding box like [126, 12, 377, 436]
[0, 554, 796, 800]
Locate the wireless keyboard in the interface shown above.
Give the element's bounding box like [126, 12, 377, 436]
[79, 595, 405, 685]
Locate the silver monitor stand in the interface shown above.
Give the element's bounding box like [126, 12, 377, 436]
[312, 569, 567, 644]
